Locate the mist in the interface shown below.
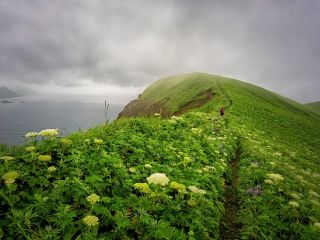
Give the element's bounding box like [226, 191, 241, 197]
[0, 0, 319, 103]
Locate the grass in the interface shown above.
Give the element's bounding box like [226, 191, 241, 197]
[304, 101, 320, 115]
[1, 72, 320, 239]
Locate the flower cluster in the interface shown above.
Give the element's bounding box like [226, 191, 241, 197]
[188, 186, 206, 195]
[25, 132, 38, 138]
[39, 129, 59, 137]
[288, 201, 299, 208]
[146, 173, 170, 186]
[289, 193, 301, 200]
[0, 156, 14, 161]
[93, 139, 103, 145]
[86, 193, 100, 204]
[128, 167, 136, 173]
[191, 128, 202, 135]
[144, 164, 152, 169]
[25, 146, 36, 152]
[48, 166, 57, 172]
[308, 190, 319, 198]
[38, 155, 52, 162]
[60, 138, 72, 145]
[265, 173, 284, 184]
[133, 183, 152, 194]
[169, 181, 186, 193]
[82, 215, 99, 227]
[2, 171, 19, 185]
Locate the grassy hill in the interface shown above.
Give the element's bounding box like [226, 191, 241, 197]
[304, 101, 320, 115]
[1, 73, 319, 239]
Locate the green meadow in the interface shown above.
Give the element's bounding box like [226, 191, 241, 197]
[1, 73, 319, 239]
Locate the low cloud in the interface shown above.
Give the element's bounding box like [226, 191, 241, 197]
[0, 0, 319, 102]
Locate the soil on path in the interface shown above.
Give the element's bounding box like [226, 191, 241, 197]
[219, 148, 241, 240]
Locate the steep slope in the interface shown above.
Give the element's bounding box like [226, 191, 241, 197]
[304, 101, 320, 115]
[0, 87, 20, 98]
[1, 73, 319, 239]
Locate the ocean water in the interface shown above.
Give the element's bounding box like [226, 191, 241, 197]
[0, 95, 124, 145]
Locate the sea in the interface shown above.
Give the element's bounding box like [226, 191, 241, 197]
[0, 95, 124, 145]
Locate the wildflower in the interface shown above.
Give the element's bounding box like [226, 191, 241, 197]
[146, 173, 170, 186]
[48, 166, 57, 172]
[266, 173, 284, 183]
[264, 179, 273, 185]
[170, 181, 186, 193]
[269, 162, 276, 167]
[187, 198, 197, 207]
[153, 113, 161, 117]
[0, 156, 14, 161]
[309, 190, 319, 198]
[25, 132, 38, 138]
[60, 138, 72, 145]
[314, 222, 320, 228]
[290, 193, 301, 200]
[195, 169, 203, 174]
[86, 194, 100, 204]
[191, 128, 202, 134]
[93, 139, 103, 145]
[250, 162, 259, 168]
[188, 186, 206, 195]
[168, 119, 177, 124]
[246, 186, 263, 196]
[38, 155, 52, 162]
[84, 139, 90, 143]
[25, 146, 36, 152]
[288, 201, 300, 208]
[82, 215, 99, 227]
[144, 164, 152, 169]
[128, 167, 136, 173]
[2, 171, 19, 185]
[39, 129, 59, 137]
[133, 183, 151, 194]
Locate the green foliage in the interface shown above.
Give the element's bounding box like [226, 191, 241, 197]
[1, 72, 319, 239]
[0, 112, 236, 239]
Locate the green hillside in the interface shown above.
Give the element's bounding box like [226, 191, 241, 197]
[304, 101, 320, 114]
[1, 73, 319, 239]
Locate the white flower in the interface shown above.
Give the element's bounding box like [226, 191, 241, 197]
[39, 129, 59, 137]
[288, 201, 299, 208]
[25, 132, 38, 138]
[146, 173, 170, 186]
[144, 164, 152, 169]
[188, 186, 206, 195]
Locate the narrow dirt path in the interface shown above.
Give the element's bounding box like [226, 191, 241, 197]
[219, 147, 241, 240]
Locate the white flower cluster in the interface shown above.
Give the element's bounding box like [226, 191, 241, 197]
[39, 129, 59, 137]
[188, 186, 206, 195]
[146, 173, 170, 186]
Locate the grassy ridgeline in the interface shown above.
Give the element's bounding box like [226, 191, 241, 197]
[1, 73, 320, 239]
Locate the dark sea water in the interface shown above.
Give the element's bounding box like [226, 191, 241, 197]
[0, 96, 124, 145]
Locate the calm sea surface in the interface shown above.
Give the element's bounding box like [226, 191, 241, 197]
[0, 96, 124, 145]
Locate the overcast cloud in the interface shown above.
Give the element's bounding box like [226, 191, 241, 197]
[0, 0, 319, 103]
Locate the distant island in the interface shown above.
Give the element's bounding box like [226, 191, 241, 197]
[0, 87, 20, 99]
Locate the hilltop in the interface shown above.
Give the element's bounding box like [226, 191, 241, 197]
[0, 87, 20, 98]
[0, 73, 319, 239]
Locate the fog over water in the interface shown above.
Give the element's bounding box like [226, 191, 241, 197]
[0, 96, 123, 144]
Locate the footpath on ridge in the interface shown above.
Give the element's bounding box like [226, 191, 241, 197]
[217, 83, 242, 239]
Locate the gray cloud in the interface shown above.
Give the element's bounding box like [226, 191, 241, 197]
[0, 0, 319, 102]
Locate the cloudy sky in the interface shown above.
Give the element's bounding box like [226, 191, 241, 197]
[0, 0, 319, 103]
